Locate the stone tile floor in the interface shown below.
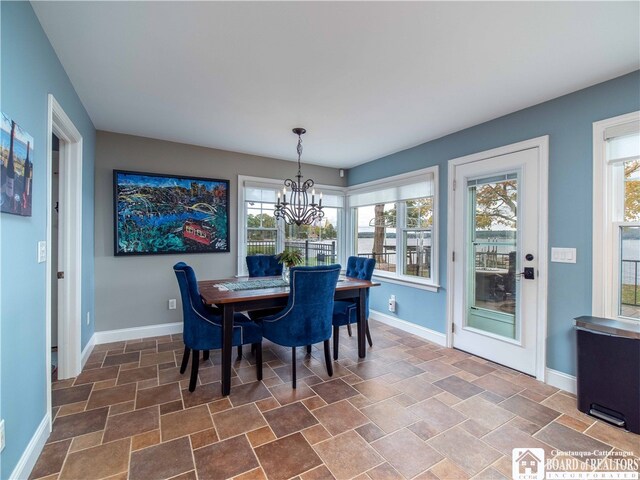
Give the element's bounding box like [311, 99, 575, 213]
[32, 320, 639, 480]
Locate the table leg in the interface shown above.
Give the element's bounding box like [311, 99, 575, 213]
[221, 304, 233, 396]
[357, 289, 366, 358]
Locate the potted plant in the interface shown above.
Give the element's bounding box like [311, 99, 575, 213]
[276, 248, 303, 280]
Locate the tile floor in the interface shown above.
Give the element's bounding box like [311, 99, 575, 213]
[32, 320, 639, 480]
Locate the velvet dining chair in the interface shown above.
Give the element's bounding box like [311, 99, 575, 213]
[260, 264, 341, 388]
[173, 262, 263, 392]
[244, 254, 286, 334]
[331, 256, 376, 360]
[246, 254, 283, 277]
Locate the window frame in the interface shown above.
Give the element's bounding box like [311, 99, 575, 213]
[238, 175, 346, 276]
[347, 166, 439, 290]
[593, 111, 640, 322]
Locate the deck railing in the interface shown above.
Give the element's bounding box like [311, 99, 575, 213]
[357, 246, 431, 277]
[246, 240, 337, 264]
[285, 241, 337, 264]
[622, 259, 640, 306]
[246, 240, 277, 255]
[475, 252, 512, 270]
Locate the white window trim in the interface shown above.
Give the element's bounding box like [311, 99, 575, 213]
[237, 175, 347, 276]
[593, 111, 640, 322]
[346, 166, 440, 289]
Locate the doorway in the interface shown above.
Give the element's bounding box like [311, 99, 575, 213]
[447, 137, 548, 379]
[51, 134, 60, 381]
[46, 94, 83, 428]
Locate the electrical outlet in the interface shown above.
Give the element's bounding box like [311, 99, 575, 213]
[168, 299, 177, 310]
[0, 418, 5, 453]
[86, 312, 91, 325]
[388, 295, 396, 313]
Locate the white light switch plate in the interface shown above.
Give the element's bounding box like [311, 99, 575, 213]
[551, 247, 576, 263]
[37, 241, 47, 263]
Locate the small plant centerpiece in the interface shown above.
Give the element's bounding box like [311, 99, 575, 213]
[276, 248, 303, 281]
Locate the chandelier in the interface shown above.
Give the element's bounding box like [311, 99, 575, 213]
[274, 128, 324, 226]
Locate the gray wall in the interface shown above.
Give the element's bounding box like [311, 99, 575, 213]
[95, 131, 345, 332]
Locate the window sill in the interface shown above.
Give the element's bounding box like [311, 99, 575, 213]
[372, 273, 440, 292]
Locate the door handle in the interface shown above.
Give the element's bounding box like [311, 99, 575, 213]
[516, 267, 535, 280]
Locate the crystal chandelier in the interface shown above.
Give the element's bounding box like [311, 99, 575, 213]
[274, 128, 324, 226]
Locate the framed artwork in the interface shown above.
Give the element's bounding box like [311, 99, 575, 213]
[1, 112, 34, 216]
[113, 170, 230, 255]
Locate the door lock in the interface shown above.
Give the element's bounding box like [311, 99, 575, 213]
[57, 271, 64, 279]
[522, 267, 534, 280]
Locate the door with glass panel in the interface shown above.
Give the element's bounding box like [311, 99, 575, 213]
[452, 147, 541, 375]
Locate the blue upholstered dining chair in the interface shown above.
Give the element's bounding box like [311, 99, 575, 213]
[173, 262, 263, 392]
[332, 256, 376, 360]
[260, 264, 341, 388]
[246, 255, 283, 277]
[244, 254, 286, 337]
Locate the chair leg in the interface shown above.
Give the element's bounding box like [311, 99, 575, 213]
[237, 345, 243, 360]
[365, 320, 373, 347]
[255, 343, 263, 381]
[347, 322, 352, 337]
[333, 326, 339, 360]
[306, 345, 312, 354]
[189, 349, 199, 392]
[203, 350, 210, 361]
[291, 347, 297, 389]
[323, 340, 333, 377]
[180, 346, 190, 374]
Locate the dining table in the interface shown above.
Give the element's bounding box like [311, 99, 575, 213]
[199, 274, 380, 396]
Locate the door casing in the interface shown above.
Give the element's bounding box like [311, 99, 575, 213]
[46, 94, 83, 432]
[446, 136, 549, 381]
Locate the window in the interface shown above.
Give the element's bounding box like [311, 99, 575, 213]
[593, 112, 640, 321]
[238, 177, 345, 275]
[246, 187, 279, 254]
[348, 167, 438, 287]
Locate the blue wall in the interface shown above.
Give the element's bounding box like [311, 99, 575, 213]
[0, 2, 95, 477]
[349, 71, 640, 377]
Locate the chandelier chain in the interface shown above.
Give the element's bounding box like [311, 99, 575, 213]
[296, 134, 303, 177]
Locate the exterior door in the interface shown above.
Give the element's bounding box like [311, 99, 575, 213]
[451, 147, 542, 375]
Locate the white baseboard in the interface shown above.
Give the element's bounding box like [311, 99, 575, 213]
[94, 322, 182, 345]
[545, 367, 577, 394]
[369, 310, 447, 347]
[10, 414, 49, 480]
[81, 334, 96, 368]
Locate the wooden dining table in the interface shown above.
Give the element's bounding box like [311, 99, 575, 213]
[199, 275, 380, 396]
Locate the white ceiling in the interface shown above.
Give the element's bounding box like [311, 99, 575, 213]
[33, 1, 639, 169]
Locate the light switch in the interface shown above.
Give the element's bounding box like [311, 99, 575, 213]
[551, 247, 577, 264]
[37, 241, 47, 263]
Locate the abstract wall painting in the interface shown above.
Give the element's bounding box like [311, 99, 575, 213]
[113, 170, 230, 255]
[1, 113, 34, 216]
